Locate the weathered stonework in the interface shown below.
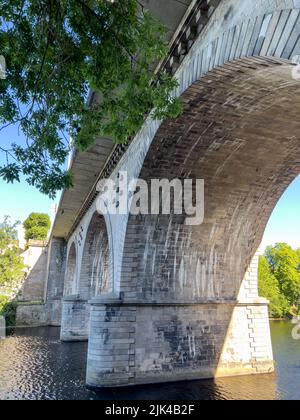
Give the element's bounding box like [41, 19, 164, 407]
[86, 251, 274, 387]
[17, 238, 67, 327]
[16, 304, 47, 327]
[87, 300, 235, 387]
[45, 237, 66, 326]
[217, 250, 274, 377]
[40, 0, 300, 387]
[16, 242, 49, 327]
[60, 296, 90, 342]
[87, 295, 136, 387]
[60, 212, 113, 341]
[18, 242, 48, 302]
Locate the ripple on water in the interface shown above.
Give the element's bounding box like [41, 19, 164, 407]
[0, 323, 298, 400]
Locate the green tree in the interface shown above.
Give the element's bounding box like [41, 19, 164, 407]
[0, 217, 25, 324]
[265, 243, 300, 308]
[0, 216, 25, 287]
[23, 213, 51, 241]
[0, 215, 18, 248]
[296, 248, 300, 270]
[0, 297, 18, 327]
[0, 0, 181, 197]
[258, 256, 289, 318]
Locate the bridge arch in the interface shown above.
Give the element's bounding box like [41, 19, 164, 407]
[60, 211, 113, 342]
[64, 242, 77, 296]
[97, 61, 300, 385]
[78, 211, 113, 300]
[117, 1, 300, 298]
[102, 57, 300, 386]
[87, 1, 300, 386]
[108, 4, 300, 294]
[120, 58, 300, 302]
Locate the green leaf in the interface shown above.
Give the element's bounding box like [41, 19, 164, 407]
[0, 0, 181, 197]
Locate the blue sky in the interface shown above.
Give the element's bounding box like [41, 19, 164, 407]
[0, 125, 57, 224]
[0, 176, 56, 223]
[261, 175, 300, 252]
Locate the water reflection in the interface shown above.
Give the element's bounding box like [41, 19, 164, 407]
[95, 374, 278, 401]
[270, 321, 300, 400]
[0, 322, 298, 400]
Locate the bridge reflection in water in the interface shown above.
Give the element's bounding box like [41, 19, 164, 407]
[0, 325, 296, 400]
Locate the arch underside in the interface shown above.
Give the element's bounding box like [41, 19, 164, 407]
[79, 212, 111, 300]
[121, 58, 300, 303]
[64, 242, 76, 296]
[60, 213, 112, 342]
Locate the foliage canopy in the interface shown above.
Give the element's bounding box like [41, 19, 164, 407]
[0, 0, 181, 197]
[259, 243, 300, 318]
[258, 255, 289, 318]
[23, 212, 51, 241]
[0, 216, 25, 307]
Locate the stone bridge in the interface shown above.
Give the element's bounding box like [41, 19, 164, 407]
[24, 0, 300, 387]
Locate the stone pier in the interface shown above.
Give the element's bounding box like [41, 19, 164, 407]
[60, 296, 90, 342]
[86, 252, 274, 388]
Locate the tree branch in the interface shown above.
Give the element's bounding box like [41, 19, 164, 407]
[74, 0, 139, 66]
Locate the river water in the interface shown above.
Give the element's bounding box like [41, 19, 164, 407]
[0, 321, 299, 400]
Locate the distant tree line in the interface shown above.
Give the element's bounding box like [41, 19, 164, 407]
[258, 243, 300, 318]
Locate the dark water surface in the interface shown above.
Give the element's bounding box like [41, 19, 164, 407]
[0, 321, 299, 400]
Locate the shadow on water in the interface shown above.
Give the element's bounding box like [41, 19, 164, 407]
[0, 322, 299, 400]
[93, 373, 278, 401]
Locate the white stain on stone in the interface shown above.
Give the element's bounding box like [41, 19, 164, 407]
[178, 258, 185, 292]
[188, 331, 196, 358]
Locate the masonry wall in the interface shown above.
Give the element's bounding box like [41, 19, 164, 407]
[217, 250, 274, 376]
[87, 251, 274, 387]
[87, 301, 235, 387]
[16, 304, 47, 327]
[16, 238, 67, 327]
[60, 212, 113, 341]
[45, 237, 66, 326]
[60, 298, 90, 341]
[19, 244, 48, 302]
[16, 243, 49, 327]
